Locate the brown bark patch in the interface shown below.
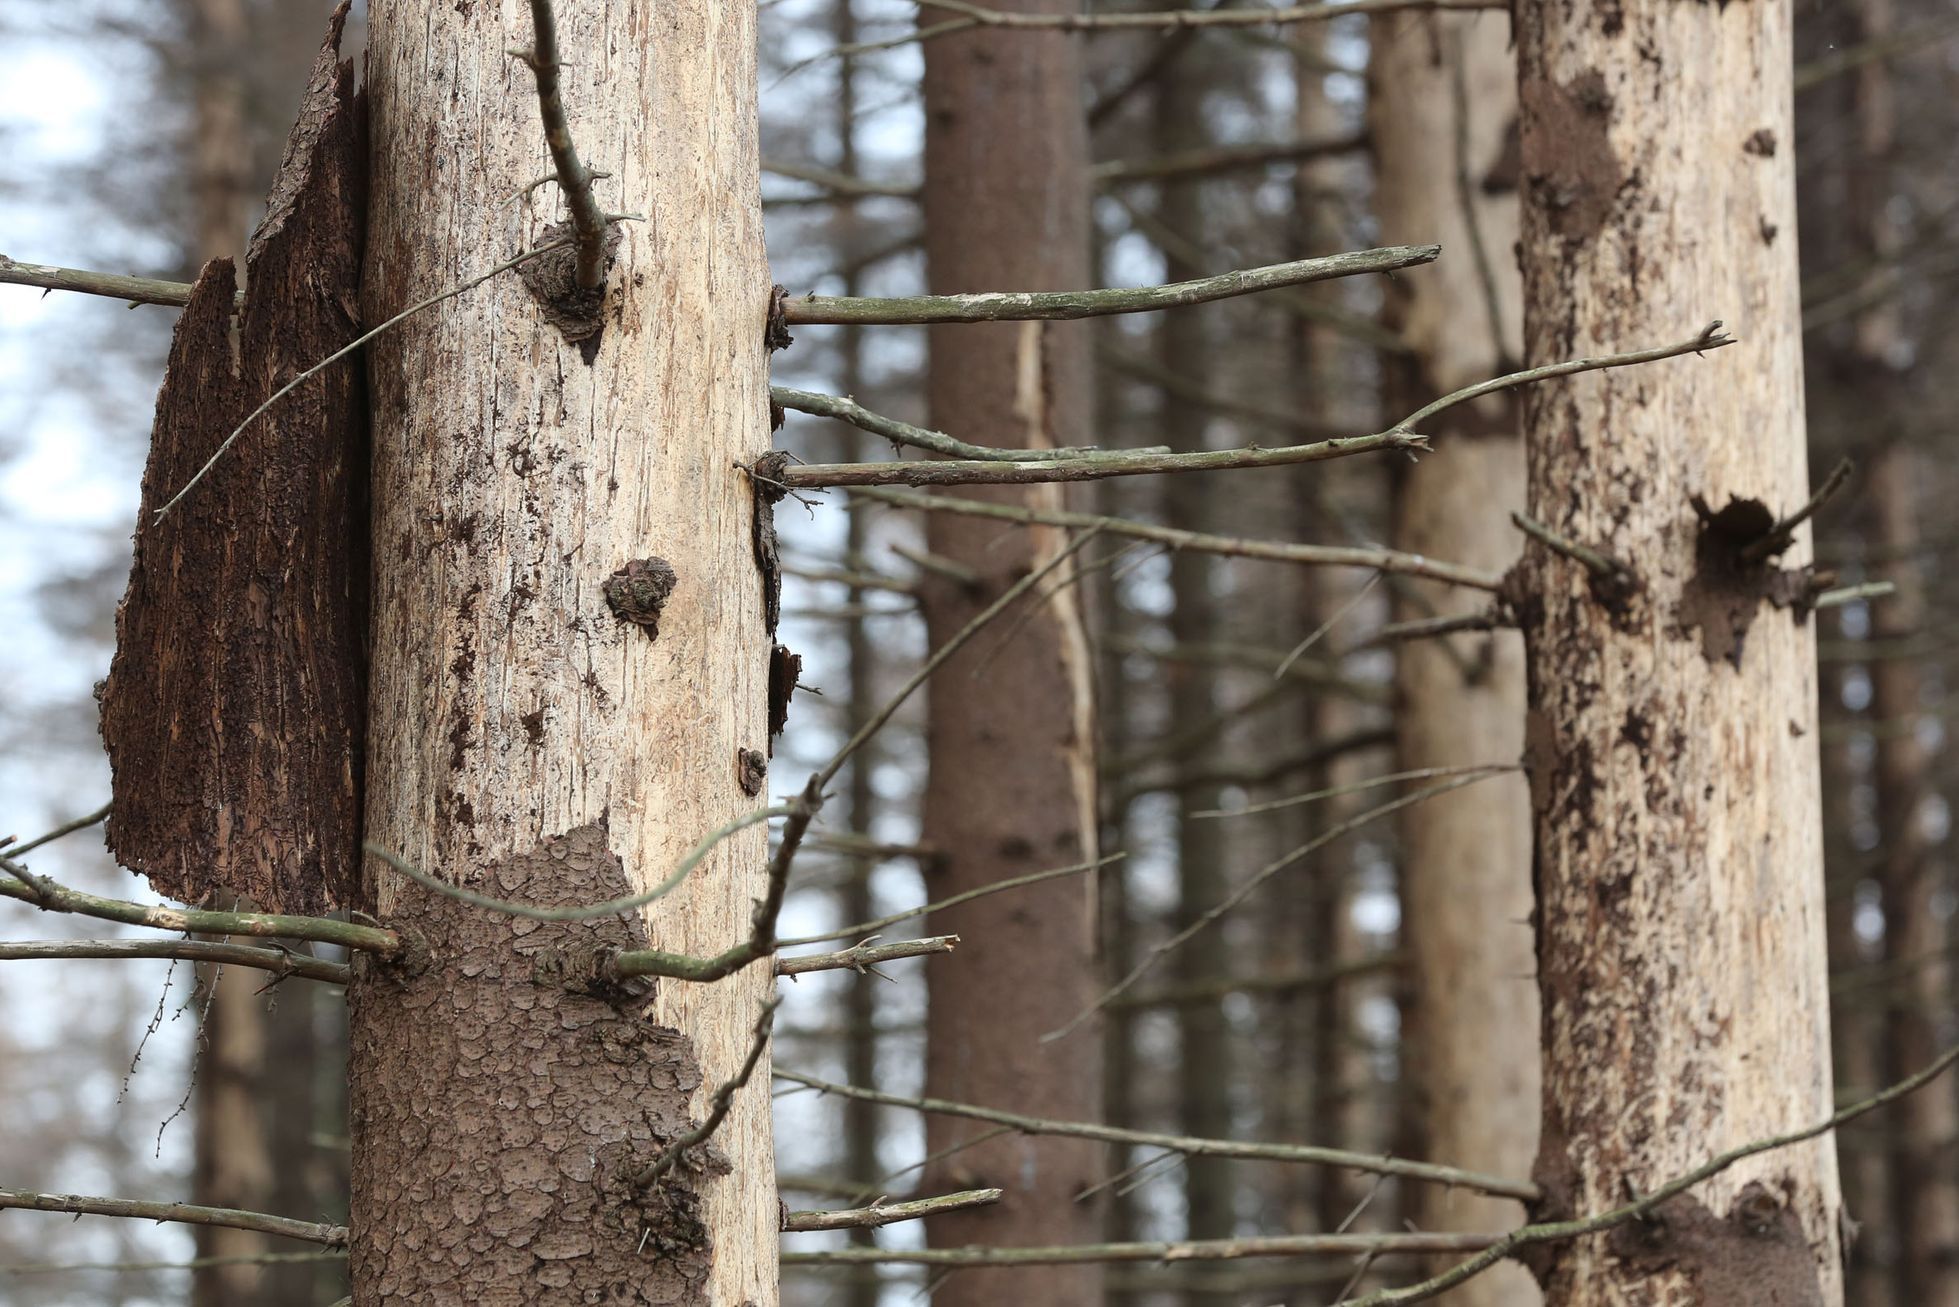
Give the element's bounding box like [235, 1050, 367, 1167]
[603, 557, 679, 640]
[349, 823, 720, 1303]
[1521, 69, 1624, 242]
[518, 218, 621, 352]
[1676, 496, 1810, 667]
[99, 3, 365, 916]
[750, 451, 789, 635]
[767, 643, 802, 753]
[1603, 1184, 1826, 1305]
[737, 748, 767, 796]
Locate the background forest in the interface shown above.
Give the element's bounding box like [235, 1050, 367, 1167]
[0, 0, 1954, 1303]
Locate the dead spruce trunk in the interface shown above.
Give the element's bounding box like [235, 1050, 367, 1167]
[916, 0, 1105, 1299]
[1371, 13, 1541, 1306]
[349, 1, 775, 1302]
[1515, 3, 1842, 1302]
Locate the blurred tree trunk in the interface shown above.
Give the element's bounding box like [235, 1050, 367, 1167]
[349, 1, 776, 1301]
[916, 0, 1105, 1301]
[1150, 47, 1236, 1281]
[1844, 2, 1959, 1297]
[1371, 14, 1540, 1304]
[1516, 3, 1843, 1301]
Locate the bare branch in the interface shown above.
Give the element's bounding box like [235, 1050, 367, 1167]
[777, 935, 959, 977]
[781, 429, 1426, 489]
[775, 854, 1120, 948]
[1109, 953, 1404, 1010]
[0, 939, 350, 985]
[779, 245, 1438, 325]
[858, 487, 1506, 592]
[781, 1229, 1500, 1268]
[781, 1188, 1001, 1233]
[1814, 580, 1897, 610]
[514, 0, 611, 288]
[1510, 511, 1634, 581]
[774, 1070, 1538, 1201]
[776, 386, 1164, 462]
[0, 858, 399, 955]
[0, 1188, 348, 1247]
[0, 254, 200, 307]
[4, 802, 111, 858]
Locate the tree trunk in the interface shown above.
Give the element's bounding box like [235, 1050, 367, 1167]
[916, 0, 1105, 1299]
[1371, 14, 1540, 1305]
[1148, 48, 1237, 1276]
[1516, 3, 1843, 1301]
[349, 2, 776, 1302]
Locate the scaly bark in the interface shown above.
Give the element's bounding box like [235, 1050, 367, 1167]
[1372, 14, 1540, 1305]
[1516, 3, 1843, 1301]
[916, 0, 1105, 1300]
[350, 1, 775, 1302]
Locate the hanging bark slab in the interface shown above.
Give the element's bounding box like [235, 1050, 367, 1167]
[99, 3, 366, 916]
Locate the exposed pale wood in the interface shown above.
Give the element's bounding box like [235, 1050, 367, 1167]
[351, 0, 774, 1302]
[1516, 1, 1843, 1300]
[1371, 12, 1539, 1305]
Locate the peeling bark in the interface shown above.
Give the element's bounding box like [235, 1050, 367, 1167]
[100, 3, 366, 917]
[1516, 2, 1843, 1302]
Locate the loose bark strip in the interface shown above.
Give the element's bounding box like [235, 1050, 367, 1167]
[98, 4, 366, 917]
[350, 0, 775, 1301]
[1371, 11, 1539, 1305]
[1516, 1, 1844, 1300]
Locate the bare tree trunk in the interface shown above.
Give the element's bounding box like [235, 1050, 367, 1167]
[1371, 14, 1539, 1305]
[916, 0, 1105, 1299]
[349, 2, 776, 1302]
[1516, 3, 1843, 1301]
[1841, 0, 1959, 1294]
[1148, 51, 1236, 1276]
[1867, 444, 1959, 1306]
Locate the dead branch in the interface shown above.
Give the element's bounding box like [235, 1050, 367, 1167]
[0, 1188, 348, 1247]
[781, 1188, 1001, 1232]
[0, 939, 350, 985]
[514, 0, 613, 289]
[777, 935, 959, 978]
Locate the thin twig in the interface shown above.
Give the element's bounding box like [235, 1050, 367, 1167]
[1193, 763, 1516, 821]
[781, 1230, 1500, 1267]
[781, 245, 1438, 325]
[1051, 771, 1509, 1038]
[0, 939, 349, 985]
[4, 802, 111, 859]
[514, 0, 611, 289]
[774, 854, 1120, 948]
[634, 998, 780, 1187]
[1813, 580, 1897, 610]
[858, 488, 1505, 592]
[0, 859, 399, 955]
[152, 229, 634, 519]
[0, 1188, 348, 1247]
[777, 935, 959, 977]
[1329, 1041, 1959, 1305]
[1275, 573, 1380, 677]
[776, 386, 1163, 461]
[0, 1251, 346, 1276]
[782, 428, 1427, 489]
[1510, 512, 1633, 580]
[1390, 321, 1735, 435]
[773, 1070, 1538, 1201]
[781, 1188, 1001, 1233]
[1740, 457, 1854, 562]
[1353, 609, 1507, 649]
